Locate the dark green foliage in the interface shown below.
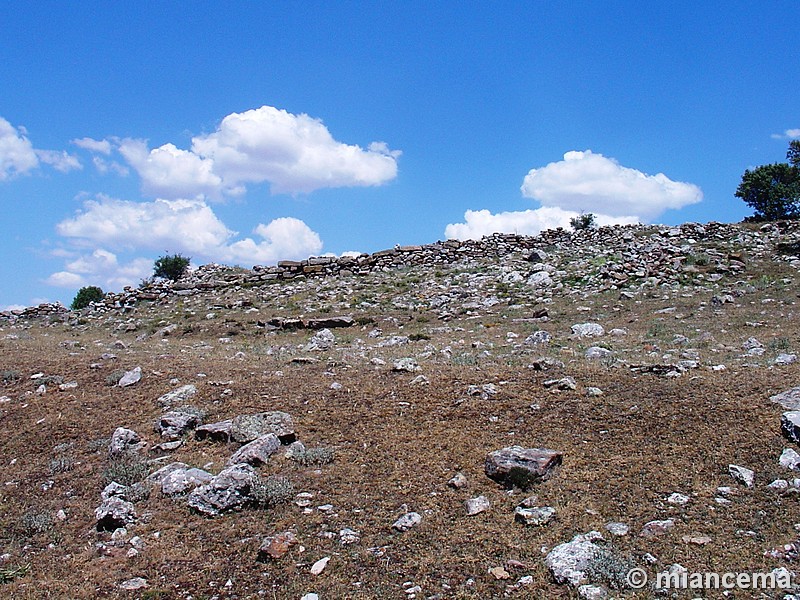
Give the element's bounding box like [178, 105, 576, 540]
[570, 213, 596, 230]
[736, 142, 800, 222]
[70, 286, 104, 310]
[154, 253, 191, 281]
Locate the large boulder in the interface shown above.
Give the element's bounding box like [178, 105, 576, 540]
[231, 412, 295, 444]
[772, 387, 800, 410]
[187, 463, 258, 517]
[485, 446, 562, 489]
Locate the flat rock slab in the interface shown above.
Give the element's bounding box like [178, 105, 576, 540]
[157, 384, 197, 408]
[231, 412, 295, 444]
[772, 388, 800, 410]
[485, 446, 562, 489]
[227, 433, 281, 466]
[195, 419, 233, 442]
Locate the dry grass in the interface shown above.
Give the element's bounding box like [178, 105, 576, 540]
[1, 247, 800, 599]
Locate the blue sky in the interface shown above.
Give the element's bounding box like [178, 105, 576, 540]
[1, 2, 798, 309]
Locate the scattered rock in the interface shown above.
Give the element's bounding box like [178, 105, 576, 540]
[310, 556, 330, 575]
[119, 577, 148, 591]
[485, 446, 562, 489]
[514, 506, 556, 526]
[464, 496, 490, 516]
[195, 419, 233, 442]
[258, 531, 298, 561]
[117, 367, 142, 387]
[448, 472, 468, 489]
[543, 377, 576, 391]
[729, 464, 755, 488]
[109, 427, 144, 457]
[640, 519, 675, 538]
[392, 512, 422, 532]
[782, 412, 800, 444]
[392, 358, 421, 373]
[781, 448, 800, 471]
[227, 433, 281, 467]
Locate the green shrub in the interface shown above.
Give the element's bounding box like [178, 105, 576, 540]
[570, 213, 596, 231]
[154, 253, 191, 282]
[291, 446, 335, 467]
[251, 475, 294, 507]
[70, 286, 104, 310]
[103, 453, 150, 486]
[0, 564, 30, 584]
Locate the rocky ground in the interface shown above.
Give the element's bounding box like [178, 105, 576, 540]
[3, 221, 800, 599]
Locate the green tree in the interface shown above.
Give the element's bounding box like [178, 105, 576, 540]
[153, 253, 191, 281]
[70, 286, 104, 310]
[788, 139, 800, 168]
[570, 213, 596, 230]
[736, 161, 800, 222]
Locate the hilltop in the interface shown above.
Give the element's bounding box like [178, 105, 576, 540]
[3, 220, 800, 599]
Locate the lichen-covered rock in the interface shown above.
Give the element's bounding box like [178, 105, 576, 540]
[109, 427, 144, 457]
[156, 407, 202, 439]
[157, 384, 197, 408]
[161, 467, 214, 496]
[571, 323, 605, 338]
[231, 412, 295, 444]
[187, 463, 258, 516]
[227, 433, 281, 467]
[392, 512, 422, 532]
[515, 505, 556, 526]
[95, 497, 137, 531]
[485, 446, 562, 489]
[545, 531, 605, 587]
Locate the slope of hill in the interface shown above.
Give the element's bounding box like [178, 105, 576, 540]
[2, 221, 800, 599]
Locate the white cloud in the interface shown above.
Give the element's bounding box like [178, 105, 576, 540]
[1, 304, 27, 312]
[72, 137, 112, 154]
[92, 156, 129, 176]
[118, 139, 227, 199]
[772, 129, 800, 140]
[520, 150, 702, 221]
[0, 117, 39, 180]
[117, 105, 400, 198]
[445, 207, 639, 241]
[57, 196, 234, 255]
[46, 249, 152, 291]
[35, 149, 82, 173]
[45, 271, 86, 288]
[221, 217, 323, 264]
[52, 196, 325, 291]
[0, 116, 81, 179]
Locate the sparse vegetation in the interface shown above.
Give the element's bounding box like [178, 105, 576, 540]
[0, 565, 30, 585]
[102, 452, 150, 486]
[291, 446, 335, 467]
[250, 474, 294, 507]
[1, 369, 20, 383]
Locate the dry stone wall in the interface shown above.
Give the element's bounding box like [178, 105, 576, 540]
[5, 220, 800, 322]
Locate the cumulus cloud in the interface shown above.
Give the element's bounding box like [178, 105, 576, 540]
[0, 117, 39, 180]
[0, 117, 81, 179]
[221, 218, 323, 264]
[445, 207, 639, 241]
[520, 150, 702, 221]
[445, 150, 701, 241]
[116, 106, 400, 198]
[118, 139, 227, 199]
[52, 196, 324, 290]
[46, 250, 153, 291]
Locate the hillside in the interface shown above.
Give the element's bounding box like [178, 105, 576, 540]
[3, 221, 800, 599]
